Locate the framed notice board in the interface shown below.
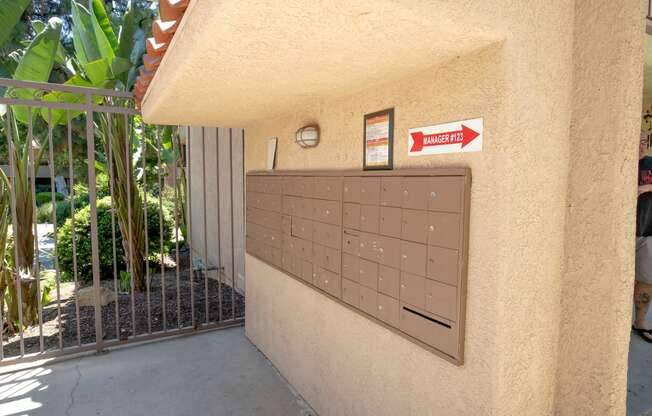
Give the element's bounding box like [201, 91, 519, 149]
[363, 108, 394, 170]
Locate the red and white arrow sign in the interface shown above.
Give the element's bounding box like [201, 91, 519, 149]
[408, 118, 483, 156]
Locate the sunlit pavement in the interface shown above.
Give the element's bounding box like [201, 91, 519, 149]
[0, 327, 315, 416]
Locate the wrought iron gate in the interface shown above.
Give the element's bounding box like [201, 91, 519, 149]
[0, 78, 245, 365]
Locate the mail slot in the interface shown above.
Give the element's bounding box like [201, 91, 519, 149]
[427, 211, 461, 249]
[343, 203, 360, 229]
[427, 245, 459, 286]
[399, 303, 458, 357]
[314, 177, 342, 201]
[343, 177, 361, 203]
[359, 177, 380, 205]
[380, 177, 403, 207]
[359, 285, 377, 316]
[291, 218, 313, 241]
[358, 258, 378, 290]
[377, 294, 399, 327]
[312, 222, 341, 249]
[342, 279, 360, 307]
[401, 209, 428, 244]
[342, 230, 360, 255]
[360, 204, 380, 233]
[402, 177, 430, 210]
[400, 240, 427, 276]
[425, 279, 457, 322]
[342, 253, 360, 281]
[378, 265, 400, 298]
[314, 199, 341, 225]
[379, 206, 402, 238]
[359, 232, 379, 261]
[400, 272, 426, 308]
[428, 177, 463, 212]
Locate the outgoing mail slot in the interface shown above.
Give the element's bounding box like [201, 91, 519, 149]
[380, 177, 403, 207]
[314, 177, 342, 201]
[360, 204, 380, 233]
[402, 177, 430, 210]
[291, 218, 313, 240]
[400, 272, 426, 308]
[376, 235, 401, 269]
[314, 200, 341, 225]
[358, 258, 378, 290]
[378, 265, 400, 298]
[359, 177, 380, 205]
[343, 177, 361, 202]
[428, 177, 463, 212]
[401, 209, 428, 244]
[342, 279, 361, 307]
[427, 212, 461, 249]
[400, 240, 427, 276]
[359, 285, 377, 316]
[342, 253, 360, 281]
[342, 230, 360, 255]
[343, 203, 360, 229]
[427, 245, 459, 286]
[399, 303, 458, 357]
[379, 206, 402, 238]
[312, 222, 341, 249]
[377, 293, 399, 327]
[425, 279, 457, 322]
[358, 232, 380, 262]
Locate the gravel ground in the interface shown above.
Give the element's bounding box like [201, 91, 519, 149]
[2, 265, 245, 358]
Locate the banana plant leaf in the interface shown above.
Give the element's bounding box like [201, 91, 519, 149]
[4, 18, 62, 124]
[70, 1, 114, 66]
[0, 0, 30, 48]
[91, 0, 119, 53]
[39, 74, 102, 125]
[31, 20, 68, 66]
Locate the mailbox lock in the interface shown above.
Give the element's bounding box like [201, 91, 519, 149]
[431, 191, 438, 198]
[379, 248, 384, 253]
[326, 210, 330, 215]
[402, 254, 408, 259]
[429, 225, 435, 231]
[403, 190, 409, 195]
[378, 305, 383, 311]
[401, 284, 406, 289]
[325, 279, 329, 284]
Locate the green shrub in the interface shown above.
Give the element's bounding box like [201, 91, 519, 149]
[57, 194, 173, 284]
[36, 202, 53, 223]
[35, 192, 64, 207]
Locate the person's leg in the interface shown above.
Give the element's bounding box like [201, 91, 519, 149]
[634, 281, 652, 329]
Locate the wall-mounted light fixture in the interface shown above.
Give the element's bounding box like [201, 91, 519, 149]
[295, 125, 320, 148]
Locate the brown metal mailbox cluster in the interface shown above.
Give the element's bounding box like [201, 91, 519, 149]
[246, 169, 470, 364]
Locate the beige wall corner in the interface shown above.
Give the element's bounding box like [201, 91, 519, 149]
[554, 1, 646, 415]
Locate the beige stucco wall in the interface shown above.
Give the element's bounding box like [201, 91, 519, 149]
[241, 3, 644, 416]
[144, 0, 645, 414]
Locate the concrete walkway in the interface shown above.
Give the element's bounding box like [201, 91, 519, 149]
[0, 327, 315, 416]
[628, 324, 652, 416]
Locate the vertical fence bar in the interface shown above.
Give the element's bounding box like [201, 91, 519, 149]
[28, 108, 44, 353]
[186, 127, 195, 328]
[126, 114, 136, 336]
[6, 108, 25, 356]
[201, 129, 209, 324]
[67, 111, 81, 346]
[241, 130, 245, 318]
[156, 127, 166, 331]
[86, 95, 104, 351]
[173, 132, 181, 328]
[47, 108, 64, 351]
[229, 129, 236, 319]
[141, 119, 151, 334]
[215, 129, 223, 322]
[108, 113, 120, 340]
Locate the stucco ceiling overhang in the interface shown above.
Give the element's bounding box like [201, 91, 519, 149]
[140, 0, 502, 127]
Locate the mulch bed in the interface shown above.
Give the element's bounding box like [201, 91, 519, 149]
[2, 264, 245, 359]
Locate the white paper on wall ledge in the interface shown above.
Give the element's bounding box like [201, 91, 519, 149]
[267, 138, 277, 170]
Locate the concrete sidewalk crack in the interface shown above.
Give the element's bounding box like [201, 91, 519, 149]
[66, 364, 82, 416]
